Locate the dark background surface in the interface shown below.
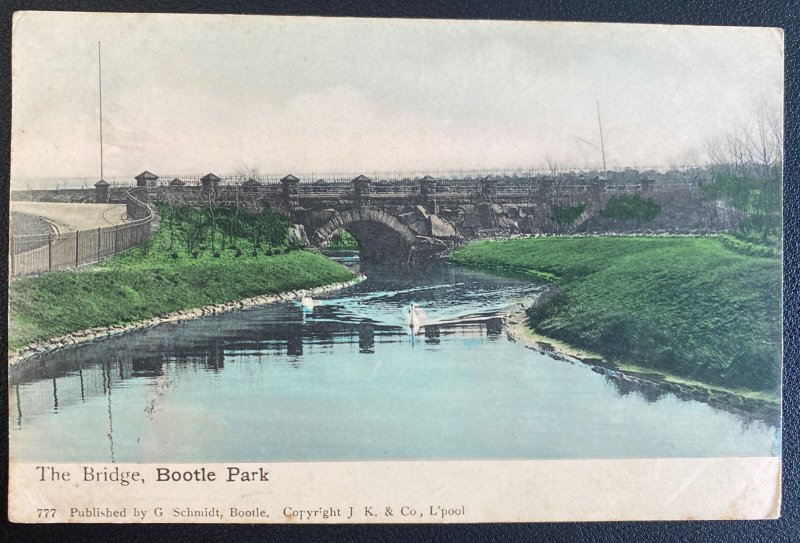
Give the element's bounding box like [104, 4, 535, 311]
[1, 1, 797, 541]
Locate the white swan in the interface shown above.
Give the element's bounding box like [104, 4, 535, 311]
[408, 303, 427, 333]
[301, 296, 315, 310]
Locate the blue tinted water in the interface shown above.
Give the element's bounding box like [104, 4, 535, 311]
[9, 260, 778, 462]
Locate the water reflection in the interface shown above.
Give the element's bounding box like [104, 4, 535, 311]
[10, 296, 507, 428]
[8, 259, 779, 462]
[598, 370, 667, 403]
[424, 325, 440, 345]
[104, 361, 115, 463]
[359, 321, 375, 354]
[131, 357, 164, 378]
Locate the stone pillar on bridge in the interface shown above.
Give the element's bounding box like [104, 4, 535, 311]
[591, 175, 607, 195]
[480, 176, 498, 198]
[539, 177, 554, 196]
[281, 174, 300, 208]
[201, 173, 221, 193]
[135, 171, 159, 188]
[94, 179, 109, 203]
[419, 175, 438, 213]
[168, 178, 185, 199]
[352, 175, 372, 206]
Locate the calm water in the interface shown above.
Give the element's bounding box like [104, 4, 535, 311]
[9, 258, 779, 462]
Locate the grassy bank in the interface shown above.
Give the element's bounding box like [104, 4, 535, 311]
[9, 207, 355, 353]
[451, 236, 781, 405]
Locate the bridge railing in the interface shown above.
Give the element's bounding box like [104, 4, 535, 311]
[12, 166, 711, 191]
[16, 171, 706, 214]
[10, 190, 155, 278]
[145, 178, 696, 203]
[154, 185, 283, 199]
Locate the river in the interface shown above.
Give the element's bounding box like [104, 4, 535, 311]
[9, 257, 779, 462]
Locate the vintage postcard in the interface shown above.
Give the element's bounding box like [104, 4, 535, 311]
[8, 12, 782, 523]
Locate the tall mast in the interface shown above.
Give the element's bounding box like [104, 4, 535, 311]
[596, 101, 607, 174]
[98, 41, 104, 181]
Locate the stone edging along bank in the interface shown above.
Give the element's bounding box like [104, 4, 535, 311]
[8, 276, 365, 367]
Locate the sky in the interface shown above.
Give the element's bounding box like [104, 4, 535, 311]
[10, 12, 783, 187]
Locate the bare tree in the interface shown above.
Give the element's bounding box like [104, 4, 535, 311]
[705, 105, 783, 239]
[233, 164, 263, 184]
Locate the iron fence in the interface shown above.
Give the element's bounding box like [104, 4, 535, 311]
[10, 190, 154, 278]
[11, 165, 711, 190]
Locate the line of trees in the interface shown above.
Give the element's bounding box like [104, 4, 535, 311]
[704, 106, 782, 243]
[158, 203, 289, 258]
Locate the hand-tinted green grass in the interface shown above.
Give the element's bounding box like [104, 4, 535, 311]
[9, 216, 355, 352]
[451, 237, 781, 396]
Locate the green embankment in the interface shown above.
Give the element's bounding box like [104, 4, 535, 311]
[9, 206, 355, 353]
[451, 237, 781, 404]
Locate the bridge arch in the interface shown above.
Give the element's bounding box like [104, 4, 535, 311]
[311, 208, 417, 262]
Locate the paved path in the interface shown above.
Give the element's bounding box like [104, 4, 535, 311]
[10, 202, 128, 234]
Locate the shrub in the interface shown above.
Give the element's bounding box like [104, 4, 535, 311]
[600, 194, 661, 222]
[329, 230, 360, 251]
[550, 203, 586, 225]
[717, 234, 780, 259]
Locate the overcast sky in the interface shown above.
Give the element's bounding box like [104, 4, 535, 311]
[10, 12, 783, 186]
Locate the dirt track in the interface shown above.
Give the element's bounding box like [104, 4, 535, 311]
[10, 202, 128, 233]
[10, 212, 54, 236]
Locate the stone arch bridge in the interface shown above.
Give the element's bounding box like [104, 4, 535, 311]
[125, 171, 732, 263]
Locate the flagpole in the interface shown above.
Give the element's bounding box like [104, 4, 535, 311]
[596, 101, 607, 175]
[98, 41, 104, 181]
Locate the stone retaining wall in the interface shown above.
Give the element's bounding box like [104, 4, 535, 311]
[8, 276, 364, 367]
